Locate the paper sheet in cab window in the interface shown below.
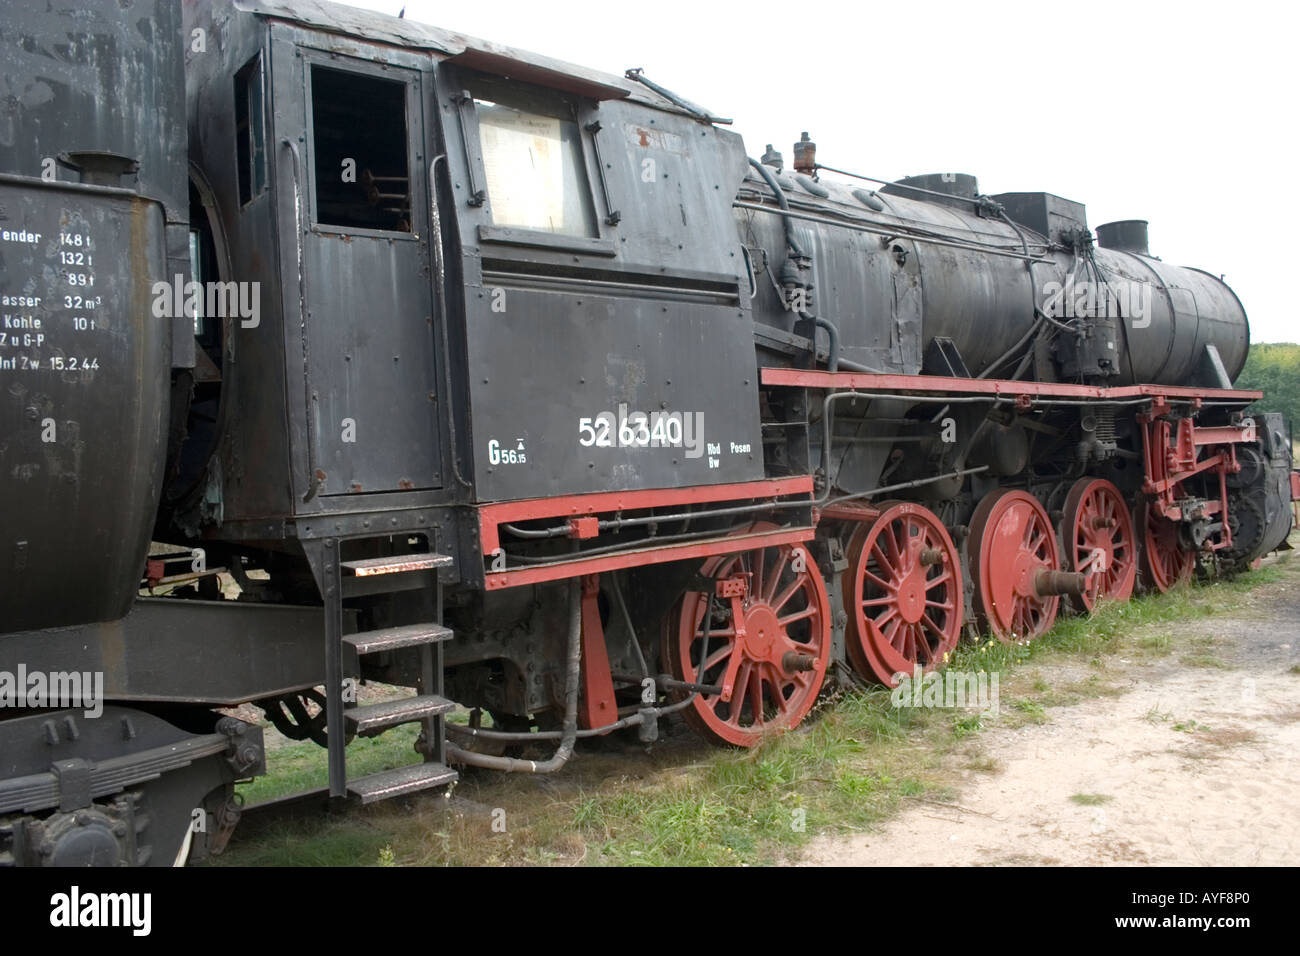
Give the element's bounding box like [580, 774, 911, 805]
[478, 105, 566, 234]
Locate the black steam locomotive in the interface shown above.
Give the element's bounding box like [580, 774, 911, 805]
[1, 0, 1292, 866]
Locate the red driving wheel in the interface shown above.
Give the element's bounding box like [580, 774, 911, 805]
[968, 489, 1061, 643]
[842, 501, 963, 686]
[662, 523, 830, 747]
[1061, 478, 1137, 612]
[1136, 496, 1196, 592]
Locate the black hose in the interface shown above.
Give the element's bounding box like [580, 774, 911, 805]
[748, 158, 804, 258]
[446, 694, 699, 744]
[978, 315, 1045, 380]
[834, 353, 877, 373]
[813, 316, 866, 373]
[812, 315, 838, 373]
[446, 577, 582, 773]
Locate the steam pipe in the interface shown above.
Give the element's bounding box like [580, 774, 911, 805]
[446, 577, 582, 772]
[446, 694, 699, 745]
[749, 157, 804, 258]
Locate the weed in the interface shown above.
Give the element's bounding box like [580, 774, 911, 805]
[1070, 793, 1112, 806]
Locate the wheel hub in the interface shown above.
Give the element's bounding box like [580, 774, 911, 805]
[741, 603, 780, 660]
[897, 565, 926, 623]
[1011, 549, 1041, 598]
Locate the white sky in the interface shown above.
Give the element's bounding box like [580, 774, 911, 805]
[340, 0, 1297, 343]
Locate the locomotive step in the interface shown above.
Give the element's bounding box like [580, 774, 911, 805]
[340, 553, 452, 576]
[345, 694, 455, 735]
[346, 762, 458, 805]
[343, 622, 453, 656]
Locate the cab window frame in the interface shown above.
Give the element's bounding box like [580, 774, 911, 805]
[450, 69, 616, 255]
[301, 52, 422, 241]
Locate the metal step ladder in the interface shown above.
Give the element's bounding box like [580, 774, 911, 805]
[318, 541, 458, 804]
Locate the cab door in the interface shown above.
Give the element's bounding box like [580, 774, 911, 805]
[297, 54, 441, 496]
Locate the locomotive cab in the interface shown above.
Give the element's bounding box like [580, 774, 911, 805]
[177, 0, 768, 553]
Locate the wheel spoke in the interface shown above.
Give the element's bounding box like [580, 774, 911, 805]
[870, 541, 895, 577]
[924, 570, 953, 590]
[770, 670, 791, 714]
[863, 568, 895, 591]
[913, 625, 933, 663]
[771, 577, 803, 613]
[883, 617, 903, 649]
[748, 670, 764, 725]
[692, 626, 735, 640]
[765, 548, 789, 603]
[778, 604, 816, 627]
[883, 522, 903, 569]
[729, 660, 752, 714]
[701, 645, 734, 672]
[872, 606, 899, 628]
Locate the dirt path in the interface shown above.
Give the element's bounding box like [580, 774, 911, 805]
[801, 569, 1300, 866]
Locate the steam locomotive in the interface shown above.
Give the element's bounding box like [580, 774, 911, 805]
[1, 0, 1292, 866]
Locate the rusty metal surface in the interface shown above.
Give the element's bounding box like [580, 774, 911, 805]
[341, 553, 452, 576]
[0, 0, 188, 217]
[0, 179, 171, 633]
[0, 0, 185, 634]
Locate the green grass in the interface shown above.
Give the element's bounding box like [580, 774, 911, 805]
[237, 724, 422, 805]
[1138, 633, 1172, 654]
[952, 714, 984, 738]
[567, 695, 947, 866]
[1143, 705, 1172, 724]
[1070, 793, 1113, 806]
[1180, 654, 1230, 669]
[1010, 698, 1047, 723]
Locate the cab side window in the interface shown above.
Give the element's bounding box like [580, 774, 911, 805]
[310, 65, 411, 233]
[469, 81, 597, 238]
